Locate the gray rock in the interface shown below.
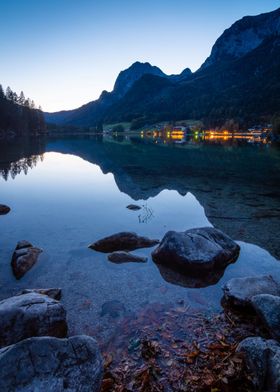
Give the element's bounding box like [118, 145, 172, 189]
[237, 337, 280, 391]
[0, 335, 103, 392]
[11, 241, 43, 279]
[89, 231, 159, 253]
[126, 204, 142, 210]
[108, 251, 147, 263]
[223, 275, 280, 307]
[152, 227, 239, 274]
[16, 240, 33, 250]
[20, 288, 62, 300]
[0, 204, 10, 215]
[252, 294, 280, 341]
[0, 293, 67, 348]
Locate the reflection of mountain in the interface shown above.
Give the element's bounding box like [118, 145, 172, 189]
[46, 137, 280, 260]
[1, 136, 279, 261]
[0, 137, 46, 180]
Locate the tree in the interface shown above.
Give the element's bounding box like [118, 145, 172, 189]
[19, 91, 25, 105]
[6, 86, 14, 101]
[0, 84, 4, 99]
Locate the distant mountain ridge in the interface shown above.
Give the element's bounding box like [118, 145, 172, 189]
[45, 7, 280, 128]
[45, 62, 192, 126]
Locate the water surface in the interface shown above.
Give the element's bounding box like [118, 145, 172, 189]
[0, 135, 280, 346]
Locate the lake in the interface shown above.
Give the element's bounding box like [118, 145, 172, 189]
[0, 134, 280, 351]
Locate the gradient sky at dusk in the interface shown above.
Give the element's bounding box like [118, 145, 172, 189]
[0, 0, 279, 112]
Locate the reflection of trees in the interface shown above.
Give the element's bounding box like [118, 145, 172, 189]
[0, 137, 46, 180]
[0, 154, 44, 180]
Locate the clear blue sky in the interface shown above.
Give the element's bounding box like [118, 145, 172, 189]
[0, 0, 279, 112]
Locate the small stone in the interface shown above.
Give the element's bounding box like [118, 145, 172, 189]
[223, 275, 280, 307]
[108, 251, 147, 263]
[89, 232, 159, 253]
[11, 241, 42, 279]
[126, 204, 142, 211]
[0, 204, 10, 215]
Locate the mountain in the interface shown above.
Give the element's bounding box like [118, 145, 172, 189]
[45, 7, 280, 128]
[201, 7, 280, 69]
[44, 62, 192, 126]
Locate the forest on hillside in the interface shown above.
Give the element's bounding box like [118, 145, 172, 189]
[0, 85, 45, 138]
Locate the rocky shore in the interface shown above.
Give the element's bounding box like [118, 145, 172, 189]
[1, 212, 280, 390]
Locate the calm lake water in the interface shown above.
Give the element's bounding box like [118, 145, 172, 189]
[0, 134, 280, 347]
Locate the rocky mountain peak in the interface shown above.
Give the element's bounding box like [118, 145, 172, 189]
[201, 7, 280, 69]
[112, 61, 166, 98]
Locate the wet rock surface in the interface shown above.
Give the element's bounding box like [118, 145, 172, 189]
[252, 294, 280, 341]
[20, 288, 62, 300]
[108, 251, 147, 264]
[11, 241, 42, 279]
[0, 204, 10, 215]
[126, 204, 142, 210]
[0, 335, 103, 392]
[89, 231, 159, 253]
[237, 337, 280, 391]
[0, 292, 67, 348]
[152, 227, 240, 275]
[223, 275, 280, 307]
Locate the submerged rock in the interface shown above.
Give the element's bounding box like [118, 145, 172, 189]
[223, 275, 280, 307]
[152, 227, 239, 275]
[237, 337, 280, 391]
[20, 288, 62, 300]
[0, 335, 103, 392]
[89, 232, 159, 253]
[0, 204, 10, 215]
[100, 300, 126, 318]
[11, 240, 42, 279]
[126, 204, 142, 211]
[0, 293, 67, 348]
[252, 294, 280, 341]
[108, 251, 147, 264]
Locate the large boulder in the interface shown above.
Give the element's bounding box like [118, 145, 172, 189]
[0, 335, 103, 392]
[252, 294, 280, 341]
[152, 227, 239, 275]
[89, 231, 159, 253]
[11, 240, 43, 279]
[0, 293, 67, 348]
[0, 204, 10, 215]
[223, 275, 280, 307]
[108, 251, 147, 263]
[237, 337, 280, 391]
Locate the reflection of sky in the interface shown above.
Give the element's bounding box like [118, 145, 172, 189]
[0, 152, 210, 241]
[0, 0, 279, 111]
[1, 151, 280, 330]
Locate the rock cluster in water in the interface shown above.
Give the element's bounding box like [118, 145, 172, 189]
[223, 274, 280, 390]
[0, 290, 103, 391]
[108, 251, 147, 264]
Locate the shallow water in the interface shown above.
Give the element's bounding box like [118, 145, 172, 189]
[0, 135, 280, 345]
